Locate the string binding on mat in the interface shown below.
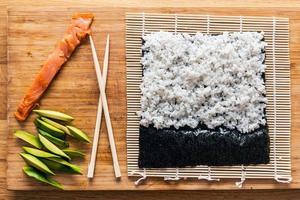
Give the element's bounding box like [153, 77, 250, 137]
[198, 167, 220, 181]
[275, 176, 292, 183]
[162, 16, 179, 183]
[270, 16, 290, 184]
[174, 14, 178, 34]
[140, 12, 146, 57]
[240, 16, 243, 33]
[142, 12, 145, 37]
[235, 17, 246, 189]
[206, 15, 210, 34]
[130, 168, 147, 185]
[235, 165, 246, 188]
[164, 168, 181, 181]
[272, 16, 278, 183]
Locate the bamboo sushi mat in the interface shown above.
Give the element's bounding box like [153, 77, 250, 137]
[125, 13, 292, 187]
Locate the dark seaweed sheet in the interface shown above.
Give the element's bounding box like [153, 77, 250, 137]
[139, 124, 269, 168]
[138, 33, 270, 168]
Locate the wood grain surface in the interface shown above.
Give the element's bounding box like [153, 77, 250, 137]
[6, 6, 300, 191]
[1, 0, 300, 199]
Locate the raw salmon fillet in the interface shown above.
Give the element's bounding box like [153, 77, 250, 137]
[15, 13, 94, 121]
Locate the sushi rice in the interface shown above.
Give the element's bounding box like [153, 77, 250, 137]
[139, 31, 267, 133]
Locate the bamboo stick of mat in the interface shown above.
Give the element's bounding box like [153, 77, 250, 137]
[87, 35, 110, 178]
[89, 35, 121, 178]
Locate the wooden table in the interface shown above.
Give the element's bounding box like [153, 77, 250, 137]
[1, 0, 300, 199]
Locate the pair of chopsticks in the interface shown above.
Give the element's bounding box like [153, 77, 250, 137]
[87, 34, 121, 179]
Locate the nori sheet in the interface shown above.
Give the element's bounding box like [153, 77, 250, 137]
[139, 124, 269, 168]
[138, 33, 270, 168]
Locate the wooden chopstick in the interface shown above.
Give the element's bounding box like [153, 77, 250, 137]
[88, 35, 121, 178]
[87, 35, 110, 178]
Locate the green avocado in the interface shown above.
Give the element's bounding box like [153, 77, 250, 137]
[20, 153, 55, 175]
[41, 158, 82, 174]
[38, 129, 69, 149]
[33, 109, 74, 122]
[40, 117, 71, 136]
[23, 147, 60, 158]
[62, 149, 85, 158]
[34, 118, 65, 139]
[46, 157, 82, 174]
[23, 166, 63, 189]
[38, 134, 71, 160]
[66, 126, 90, 143]
[14, 130, 42, 149]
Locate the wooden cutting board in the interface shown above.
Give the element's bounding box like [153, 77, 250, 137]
[6, 6, 300, 190]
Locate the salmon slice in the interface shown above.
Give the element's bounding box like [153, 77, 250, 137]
[15, 13, 94, 121]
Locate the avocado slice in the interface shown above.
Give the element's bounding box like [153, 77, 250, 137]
[14, 130, 42, 149]
[38, 134, 71, 160]
[34, 118, 65, 139]
[40, 117, 71, 136]
[23, 147, 60, 158]
[62, 149, 85, 158]
[23, 166, 63, 189]
[38, 129, 69, 149]
[41, 158, 82, 174]
[40, 158, 66, 171]
[33, 110, 74, 122]
[46, 157, 82, 174]
[66, 126, 90, 143]
[20, 153, 55, 175]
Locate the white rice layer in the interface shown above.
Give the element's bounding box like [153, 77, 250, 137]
[139, 31, 267, 133]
